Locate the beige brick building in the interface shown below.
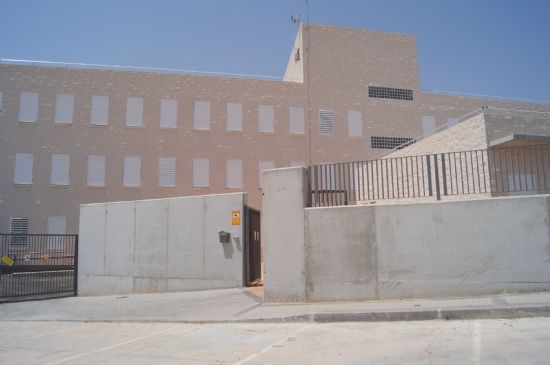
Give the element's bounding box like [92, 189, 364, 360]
[1, 24, 549, 234]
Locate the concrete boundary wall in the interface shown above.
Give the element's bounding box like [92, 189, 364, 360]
[263, 167, 550, 302]
[78, 193, 246, 296]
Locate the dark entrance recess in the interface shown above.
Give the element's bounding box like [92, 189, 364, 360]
[244, 207, 262, 286]
[0, 234, 78, 302]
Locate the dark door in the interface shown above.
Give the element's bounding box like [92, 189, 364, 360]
[245, 207, 261, 285]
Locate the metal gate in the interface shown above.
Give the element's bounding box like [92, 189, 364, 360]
[0, 234, 78, 301]
[245, 207, 261, 285]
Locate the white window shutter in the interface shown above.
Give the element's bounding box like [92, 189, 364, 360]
[158, 157, 176, 187]
[259, 160, 275, 188]
[0, 91, 3, 111]
[87, 155, 106, 187]
[54, 94, 74, 124]
[123, 156, 141, 187]
[258, 105, 274, 132]
[227, 103, 243, 131]
[319, 110, 334, 135]
[290, 161, 305, 167]
[14, 153, 33, 184]
[422, 116, 436, 137]
[194, 101, 210, 130]
[289, 106, 304, 134]
[19, 92, 38, 123]
[160, 99, 177, 129]
[226, 159, 243, 189]
[347, 111, 363, 137]
[51, 154, 70, 185]
[126, 97, 143, 127]
[91, 96, 109, 125]
[447, 118, 458, 128]
[193, 158, 210, 188]
[48, 216, 67, 234]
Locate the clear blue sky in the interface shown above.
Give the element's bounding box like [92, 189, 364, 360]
[1, 0, 549, 101]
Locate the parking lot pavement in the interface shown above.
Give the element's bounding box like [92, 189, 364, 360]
[1, 318, 550, 364]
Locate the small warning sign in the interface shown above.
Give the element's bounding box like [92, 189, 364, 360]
[232, 210, 241, 225]
[24, 255, 31, 262]
[2, 255, 14, 267]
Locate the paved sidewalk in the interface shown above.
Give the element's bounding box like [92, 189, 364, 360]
[1, 288, 550, 323]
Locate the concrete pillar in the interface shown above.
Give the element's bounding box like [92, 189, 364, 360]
[263, 167, 308, 302]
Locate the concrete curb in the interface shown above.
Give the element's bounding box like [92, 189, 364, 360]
[2, 305, 550, 324]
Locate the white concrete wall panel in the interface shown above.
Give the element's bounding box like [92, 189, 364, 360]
[78, 204, 106, 276]
[104, 202, 135, 277]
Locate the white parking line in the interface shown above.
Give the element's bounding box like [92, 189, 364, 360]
[231, 325, 310, 365]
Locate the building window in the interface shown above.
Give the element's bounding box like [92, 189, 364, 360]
[123, 156, 141, 187]
[289, 106, 304, 134]
[422, 116, 436, 138]
[51, 154, 70, 186]
[54, 94, 74, 124]
[193, 158, 210, 188]
[19, 92, 38, 123]
[347, 111, 363, 137]
[226, 159, 243, 189]
[368, 86, 413, 101]
[371, 136, 416, 150]
[9, 217, 29, 246]
[227, 103, 243, 131]
[194, 101, 210, 130]
[160, 99, 177, 129]
[91, 95, 109, 125]
[319, 110, 334, 136]
[258, 160, 275, 189]
[447, 118, 459, 128]
[158, 157, 176, 188]
[0, 91, 4, 112]
[126, 97, 143, 127]
[87, 155, 106, 187]
[290, 161, 305, 167]
[13, 153, 33, 184]
[258, 105, 274, 133]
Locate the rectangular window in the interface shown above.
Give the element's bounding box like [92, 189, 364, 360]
[91, 95, 109, 125]
[9, 217, 29, 246]
[193, 158, 210, 188]
[123, 156, 141, 187]
[51, 154, 70, 185]
[194, 101, 210, 130]
[226, 159, 243, 189]
[371, 136, 416, 150]
[227, 102, 243, 131]
[447, 118, 459, 128]
[290, 161, 305, 167]
[258, 105, 274, 133]
[14, 153, 33, 184]
[289, 106, 304, 134]
[319, 110, 334, 136]
[54, 94, 74, 124]
[422, 116, 436, 138]
[368, 86, 414, 101]
[0, 91, 3, 112]
[19, 92, 38, 123]
[158, 157, 176, 188]
[259, 160, 275, 189]
[126, 97, 143, 127]
[47, 216, 67, 249]
[87, 155, 106, 187]
[160, 99, 177, 129]
[347, 111, 363, 137]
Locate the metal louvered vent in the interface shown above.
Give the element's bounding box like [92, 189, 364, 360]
[159, 157, 176, 187]
[371, 136, 416, 149]
[319, 110, 334, 135]
[9, 217, 29, 246]
[368, 86, 414, 101]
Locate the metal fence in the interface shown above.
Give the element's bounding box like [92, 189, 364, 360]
[308, 144, 550, 207]
[0, 234, 78, 300]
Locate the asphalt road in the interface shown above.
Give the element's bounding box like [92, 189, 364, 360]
[1, 318, 549, 364]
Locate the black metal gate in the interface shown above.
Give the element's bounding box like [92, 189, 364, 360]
[0, 234, 78, 301]
[245, 207, 261, 285]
